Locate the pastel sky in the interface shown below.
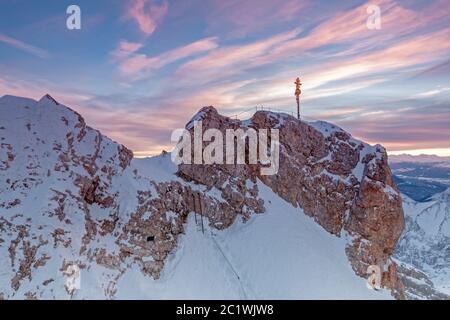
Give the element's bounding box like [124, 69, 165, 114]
[1, 0, 450, 157]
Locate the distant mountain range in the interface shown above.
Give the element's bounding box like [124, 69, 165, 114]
[390, 154, 450, 299]
[389, 155, 450, 202]
[395, 191, 450, 299]
[390, 154, 450, 164]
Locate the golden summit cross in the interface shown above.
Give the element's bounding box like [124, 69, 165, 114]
[294, 77, 302, 120]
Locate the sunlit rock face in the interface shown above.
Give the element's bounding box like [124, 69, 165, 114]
[178, 106, 405, 297]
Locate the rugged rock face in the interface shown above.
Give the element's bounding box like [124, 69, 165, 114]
[0, 95, 404, 299]
[178, 106, 405, 296]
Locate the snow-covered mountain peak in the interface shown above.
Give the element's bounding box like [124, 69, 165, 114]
[0, 95, 405, 299]
[395, 188, 450, 298]
[38, 94, 60, 106]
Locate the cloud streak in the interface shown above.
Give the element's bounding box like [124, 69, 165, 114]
[111, 40, 144, 60]
[0, 34, 49, 58]
[176, 27, 302, 83]
[339, 103, 450, 153]
[205, 0, 307, 38]
[116, 37, 219, 77]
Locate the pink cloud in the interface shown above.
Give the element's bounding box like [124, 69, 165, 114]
[0, 33, 49, 58]
[206, 0, 307, 38]
[0, 76, 92, 107]
[126, 0, 168, 35]
[117, 37, 219, 76]
[338, 104, 450, 153]
[111, 40, 144, 60]
[261, 0, 430, 63]
[302, 26, 450, 91]
[107, 1, 450, 155]
[176, 27, 301, 82]
[173, 0, 450, 88]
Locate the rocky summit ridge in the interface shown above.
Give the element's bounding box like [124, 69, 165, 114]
[0, 94, 404, 299]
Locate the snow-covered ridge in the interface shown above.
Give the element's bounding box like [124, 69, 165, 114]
[1, 95, 400, 299]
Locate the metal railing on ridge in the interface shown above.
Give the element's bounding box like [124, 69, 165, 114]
[226, 105, 318, 122]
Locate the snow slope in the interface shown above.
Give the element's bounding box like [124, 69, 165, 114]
[113, 158, 391, 300]
[114, 180, 391, 299]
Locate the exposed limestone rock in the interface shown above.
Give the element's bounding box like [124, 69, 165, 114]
[177, 106, 405, 296]
[116, 177, 264, 279]
[346, 150, 405, 296]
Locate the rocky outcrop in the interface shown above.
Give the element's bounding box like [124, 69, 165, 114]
[346, 150, 405, 296]
[117, 177, 264, 279]
[177, 106, 405, 296]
